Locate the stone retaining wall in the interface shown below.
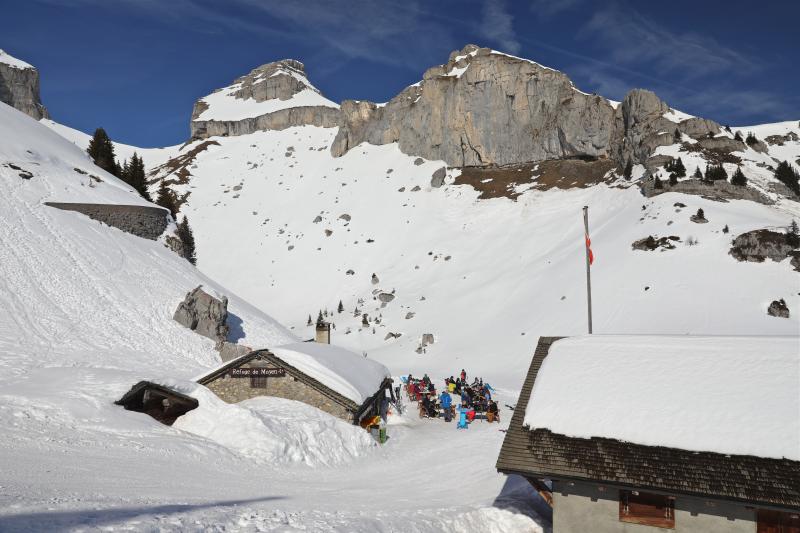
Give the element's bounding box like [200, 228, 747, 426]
[44, 202, 169, 240]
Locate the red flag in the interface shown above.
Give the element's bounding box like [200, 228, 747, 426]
[585, 233, 594, 265]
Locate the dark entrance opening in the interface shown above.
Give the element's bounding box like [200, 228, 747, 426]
[115, 381, 199, 426]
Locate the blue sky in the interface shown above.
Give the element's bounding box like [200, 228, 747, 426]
[2, 0, 798, 148]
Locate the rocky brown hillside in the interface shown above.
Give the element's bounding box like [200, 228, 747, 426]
[0, 49, 48, 120]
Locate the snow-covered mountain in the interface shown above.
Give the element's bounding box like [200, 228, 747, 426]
[128, 46, 799, 389]
[2, 99, 545, 530]
[1, 42, 798, 532]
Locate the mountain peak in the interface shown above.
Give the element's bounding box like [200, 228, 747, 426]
[190, 57, 337, 128]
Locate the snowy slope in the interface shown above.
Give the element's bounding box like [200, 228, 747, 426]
[40, 117, 180, 170]
[0, 48, 33, 70]
[523, 335, 800, 460]
[0, 102, 545, 531]
[152, 124, 800, 393]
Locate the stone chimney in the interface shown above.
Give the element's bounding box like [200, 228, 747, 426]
[315, 321, 331, 344]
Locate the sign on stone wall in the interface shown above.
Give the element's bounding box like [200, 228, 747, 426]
[229, 367, 286, 377]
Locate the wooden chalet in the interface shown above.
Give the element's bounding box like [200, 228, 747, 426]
[497, 336, 800, 533]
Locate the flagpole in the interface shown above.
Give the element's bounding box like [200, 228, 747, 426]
[583, 206, 593, 334]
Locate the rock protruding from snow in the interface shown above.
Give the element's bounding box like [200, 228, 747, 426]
[0, 49, 49, 120]
[190, 59, 339, 139]
[767, 299, 790, 318]
[431, 167, 447, 188]
[632, 235, 679, 251]
[173, 286, 230, 344]
[729, 229, 797, 263]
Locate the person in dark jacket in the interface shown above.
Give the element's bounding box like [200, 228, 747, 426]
[487, 400, 499, 423]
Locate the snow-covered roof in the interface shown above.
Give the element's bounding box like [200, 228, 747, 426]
[523, 335, 800, 460]
[0, 49, 34, 70]
[272, 343, 390, 405]
[197, 343, 390, 405]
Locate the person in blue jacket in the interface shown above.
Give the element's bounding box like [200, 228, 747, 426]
[456, 401, 469, 429]
[439, 390, 452, 421]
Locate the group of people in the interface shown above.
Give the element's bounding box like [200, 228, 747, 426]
[404, 369, 500, 428]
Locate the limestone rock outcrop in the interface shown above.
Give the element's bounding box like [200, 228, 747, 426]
[330, 45, 721, 168]
[0, 49, 49, 120]
[173, 286, 230, 343]
[190, 59, 339, 139]
[332, 45, 618, 167]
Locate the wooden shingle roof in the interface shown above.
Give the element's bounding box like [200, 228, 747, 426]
[496, 336, 800, 511]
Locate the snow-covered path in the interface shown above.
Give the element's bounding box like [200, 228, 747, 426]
[0, 388, 546, 532]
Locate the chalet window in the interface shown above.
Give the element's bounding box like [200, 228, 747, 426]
[619, 490, 675, 529]
[757, 510, 800, 533]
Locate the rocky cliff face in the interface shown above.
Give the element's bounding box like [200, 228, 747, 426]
[188, 45, 724, 169]
[190, 59, 339, 139]
[331, 45, 721, 168]
[332, 45, 617, 167]
[0, 49, 49, 120]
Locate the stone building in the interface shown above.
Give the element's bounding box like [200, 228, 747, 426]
[196, 343, 392, 425]
[497, 336, 800, 533]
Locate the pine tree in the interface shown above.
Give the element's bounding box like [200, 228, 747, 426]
[337, 300, 344, 313]
[745, 132, 758, 146]
[155, 180, 178, 217]
[693, 166, 703, 180]
[696, 208, 705, 220]
[788, 220, 800, 248]
[774, 161, 800, 195]
[316, 310, 324, 326]
[623, 159, 633, 180]
[730, 166, 747, 187]
[734, 131, 743, 142]
[654, 176, 663, 189]
[674, 128, 681, 142]
[123, 153, 151, 201]
[176, 216, 197, 265]
[674, 157, 686, 177]
[362, 313, 369, 327]
[307, 314, 312, 326]
[722, 224, 729, 234]
[669, 173, 678, 186]
[705, 164, 728, 181]
[87, 128, 119, 176]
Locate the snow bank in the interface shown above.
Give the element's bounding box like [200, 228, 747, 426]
[271, 342, 391, 405]
[0, 49, 33, 70]
[174, 387, 376, 466]
[524, 335, 800, 460]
